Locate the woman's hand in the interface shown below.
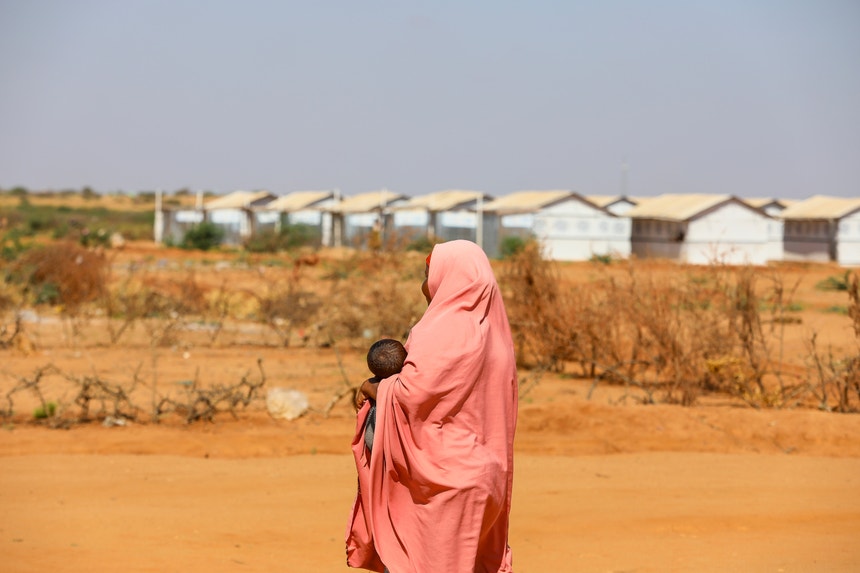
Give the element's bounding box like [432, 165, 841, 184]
[354, 377, 380, 410]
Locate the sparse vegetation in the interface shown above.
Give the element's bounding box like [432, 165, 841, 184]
[1, 195, 858, 423]
[816, 271, 851, 291]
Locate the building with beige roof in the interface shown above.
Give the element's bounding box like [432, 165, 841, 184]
[328, 189, 409, 248]
[625, 193, 782, 265]
[482, 190, 630, 260]
[390, 189, 495, 246]
[780, 195, 860, 266]
[156, 189, 277, 246]
[254, 190, 340, 247]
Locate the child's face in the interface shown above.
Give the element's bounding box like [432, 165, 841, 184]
[420, 263, 431, 304]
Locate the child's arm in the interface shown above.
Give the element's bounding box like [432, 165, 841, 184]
[354, 377, 380, 410]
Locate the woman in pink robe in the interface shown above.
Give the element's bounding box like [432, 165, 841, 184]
[347, 239, 518, 573]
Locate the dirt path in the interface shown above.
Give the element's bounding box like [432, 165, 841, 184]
[2, 452, 858, 573]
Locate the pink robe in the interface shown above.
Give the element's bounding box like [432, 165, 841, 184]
[346, 240, 518, 573]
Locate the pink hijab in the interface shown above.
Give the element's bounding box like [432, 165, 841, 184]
[346, 240, 518, 573]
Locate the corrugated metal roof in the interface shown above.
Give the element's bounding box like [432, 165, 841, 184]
[332, 189, 408, 213]
[263, 190, 335, 211]
[205, 190, 275, 210]
[780, 195, 860, 219]
[624, 194, 738, 221]
[481, 189, 575, 213]
[394, 189, 492, 211]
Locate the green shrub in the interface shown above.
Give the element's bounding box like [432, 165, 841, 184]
[244, 224, 319, 253]
[0, 232, 27, 262]
[181, 222, 224, 251]
[816, 271, 851, 292]
[500, 236, 529, 259]
[590, 253, 613, 265]
[80, 227, 111, 248]
[280, 223, 319, 249]
[405, 235, 436, 253]
[33, 402, 57, 419]
[35, 282, 61, 305]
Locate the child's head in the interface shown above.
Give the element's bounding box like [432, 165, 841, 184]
[367, 338, 407, 379]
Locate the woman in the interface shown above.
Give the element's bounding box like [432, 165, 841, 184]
[347, 240, 518, 573]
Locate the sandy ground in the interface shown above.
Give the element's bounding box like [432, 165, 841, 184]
[2, 353, 859, 573]
[2, 246, 859, 572]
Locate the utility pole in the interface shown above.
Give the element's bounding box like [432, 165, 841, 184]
[621, 157, 629, 197]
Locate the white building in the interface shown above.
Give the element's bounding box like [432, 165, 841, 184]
[781, 195, 860, 266]
[627, 194, 782, 265]
[155, 189, 276, 246]
[329, 189, 409, 248]
[202, 190, 277, 245]
[391, 189, 494, 246]
[255, 190, 340, 247]
[482, 190, 631, 260]
[155, 189, 205, 245]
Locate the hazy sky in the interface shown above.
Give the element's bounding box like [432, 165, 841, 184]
[1, 0, 858, 199]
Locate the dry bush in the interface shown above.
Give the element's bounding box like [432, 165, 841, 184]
[318, 250, 426, 347]
[0, 282, 26, 349]
[2, 359, 267, 427]
[64, 368, 144, 423]
[198, 279, 236, 345]
[247, 266, 322, 346]
[116, 271, 212, 347]
[155, 359, 266, 423]
[3, 365, 63, 427]
[10, 241, 107, 311]
[2, 363, 144, 427]
[808, 272, 860, 413]
[101, 267, 154, 344]
[501, 248, 818, 407]
[501, 241, 579, 371]
[715, 266, 809, 407]
[100, 265, 237, 346]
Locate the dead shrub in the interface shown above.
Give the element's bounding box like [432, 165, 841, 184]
[501, 251, 817, 407]
[10, 241, 107, 311]
[318, 250, 426, 347]
[65, 368, 144, 422]
[808, 271, 860, 413]
[247, 267, 322, 346]
[501, 241, 578, 371]
[2, 359, 267, 426]
[155, 359, 266, 423]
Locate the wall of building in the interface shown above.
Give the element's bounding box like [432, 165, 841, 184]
[783, 220, 832, 263]
[683, 203, 772, 265]
[631, 202, 773, 265]
[837, 212, 860, 266]
[533, 199, 630, 261]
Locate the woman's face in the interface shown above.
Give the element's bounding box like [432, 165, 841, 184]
[420, 263, 431, 304]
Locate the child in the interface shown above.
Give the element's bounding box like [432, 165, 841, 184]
[363, 338, 406, 452]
